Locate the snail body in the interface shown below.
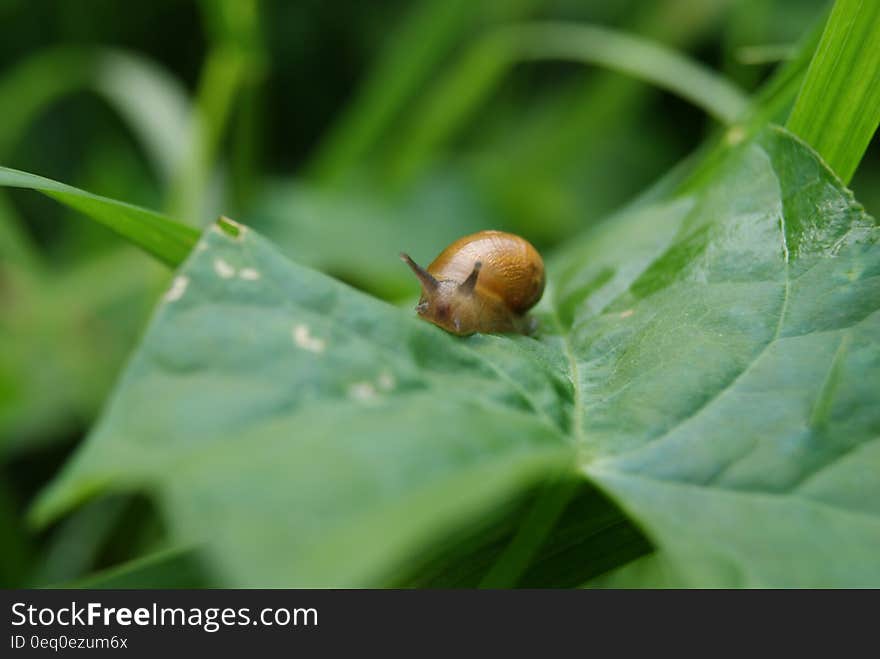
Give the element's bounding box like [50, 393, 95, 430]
[401, 230, 545, 336]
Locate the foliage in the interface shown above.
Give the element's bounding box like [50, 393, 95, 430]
[787, 0, 880, 183]
[1, 0, 878, 587]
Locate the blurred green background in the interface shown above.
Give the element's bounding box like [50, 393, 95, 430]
[1, 0, 877, 587]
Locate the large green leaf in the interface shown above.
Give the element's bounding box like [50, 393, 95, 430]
[570, 128, 880, 586]
[33, 216, 574, 586]
[34, 126, 880, 587]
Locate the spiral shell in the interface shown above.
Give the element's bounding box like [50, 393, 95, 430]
[400, 230, 545, 336]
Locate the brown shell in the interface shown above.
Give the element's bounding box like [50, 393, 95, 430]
[427, 230, 544, 313]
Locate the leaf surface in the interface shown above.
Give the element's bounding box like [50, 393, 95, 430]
[569, 128, 880, 586]
[35, 127, 880, 586]
[35, 219, 573, 586]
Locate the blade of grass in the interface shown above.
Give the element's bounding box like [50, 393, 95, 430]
[309, 0, 542, 182]
[92, 50, 192, 185]
[29, 498, 127, 587]
[62, 546, 209, 588]
[0, 47, 95, 271]
[0, 167, 197, 267]
[674, 11, 827, 195]
[719, 0, 774, 91]
[546, 8, 827, 269]
[0, 46, 193, 184]
[479, 476, 578, 588]
[167, 0, 265, 225]
[475, 0, 732, 239]
[307, 0, 473, 183]
[0, 46, 195, 269]
[743, 10, 826, 128]
[517, 22, 749, 123]
[735, 43, 797, 65]
[0, 48, 94, 158]
[386, 21, 748, 185]
[499, 0, 734, 191]
[786, 0, 880, 183]
[228, 69, 264, 212]
[308, 0, 543, 184]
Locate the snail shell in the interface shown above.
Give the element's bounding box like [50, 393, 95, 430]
[401, 230, 545, 336]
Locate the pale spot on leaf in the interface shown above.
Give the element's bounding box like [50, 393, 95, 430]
[348, 382, 377, 401]
[620, 309, 634, 319]
[377, 371, 396, 391]
[239, 268, 261, 281]
[214, 258, 236, 279]
[292, 323, 326, 353]
[163, 276, 189, 302]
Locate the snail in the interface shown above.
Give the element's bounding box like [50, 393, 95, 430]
[400, 230, 545, 336]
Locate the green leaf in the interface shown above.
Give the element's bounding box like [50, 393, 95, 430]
[570, 127, 880, 586]
[33, 217, 574, 586]
[387, 20, 748, 184]
[0, 167, 197, 267]
[786, 0, 880, 183]
[34, 126, 880, 587]
[63, 547, 211, 589]
[0, 49, 193, 449]
[402, 480, 649, 587]
[167, 0, 265, 224]
[0, 46, 193, 267]
[308, 0, 492, 182]
[514, 22, 749, 124]
[91, 50, 192, 185]
[0, 46, 191, 181]
[29, 498, 127, 587]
